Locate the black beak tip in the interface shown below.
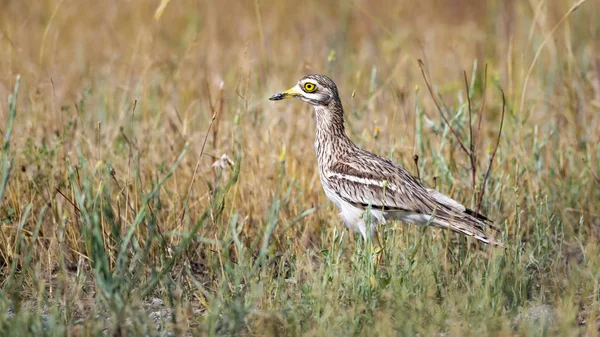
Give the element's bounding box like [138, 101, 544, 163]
[269, 93, 284, 101]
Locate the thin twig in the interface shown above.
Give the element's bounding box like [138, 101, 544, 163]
[583, 158, 599, 184]
[475, 65, 488, 149]
[477, 88, 506, 214]
[110, 168, 136, 216]
[413, 154, 421, 182]
[179, 107, 219, 227]
[55, 188, 81, 214]
[519, 0, 588, 118]
[120, 128, 138, 155]
[463, 70, 476, 192]
[213, 82, 224, 150]
[418, 60, 470, 157]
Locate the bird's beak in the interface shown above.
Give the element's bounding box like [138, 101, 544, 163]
[269, 86, 301, 101]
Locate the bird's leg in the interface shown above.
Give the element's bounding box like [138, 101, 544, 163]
[370, 228, 385, 265]
[361, 210, 384, 265]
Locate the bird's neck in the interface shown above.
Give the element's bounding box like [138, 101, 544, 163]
[314, 100, 352, 169]
[314, 100, 347, 138]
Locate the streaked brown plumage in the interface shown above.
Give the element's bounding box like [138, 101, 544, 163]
[270, 74, 502, 246]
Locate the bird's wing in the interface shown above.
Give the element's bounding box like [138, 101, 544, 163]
[427, 188, 494, 223]
[325, 158, 435, 213]
[326, 156, 501, 244]
[427, 188, 466, 211]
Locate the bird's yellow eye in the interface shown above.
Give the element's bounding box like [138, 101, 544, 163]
[303, 82, 317, 92]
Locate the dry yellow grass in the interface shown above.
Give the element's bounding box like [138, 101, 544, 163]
[0, 0, 599, 335]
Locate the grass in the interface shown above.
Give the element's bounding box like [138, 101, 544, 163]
[0, 0, 599, 335]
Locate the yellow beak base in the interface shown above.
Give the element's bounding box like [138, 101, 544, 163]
[269, 87, 301, 101]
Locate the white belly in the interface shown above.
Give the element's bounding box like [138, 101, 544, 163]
[320, 180, 385, 239]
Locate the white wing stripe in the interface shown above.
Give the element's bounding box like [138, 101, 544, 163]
[326, 172, 401, 193]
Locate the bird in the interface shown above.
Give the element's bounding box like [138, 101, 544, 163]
[269, 74, 502, 246]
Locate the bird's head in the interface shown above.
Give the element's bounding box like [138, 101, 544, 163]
[269, 74, 339, 107]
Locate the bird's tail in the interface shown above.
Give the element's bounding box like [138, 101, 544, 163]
[431, 213, 503, 247]
[389, 209, 503, 246]
[425, 188, 503, 246]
